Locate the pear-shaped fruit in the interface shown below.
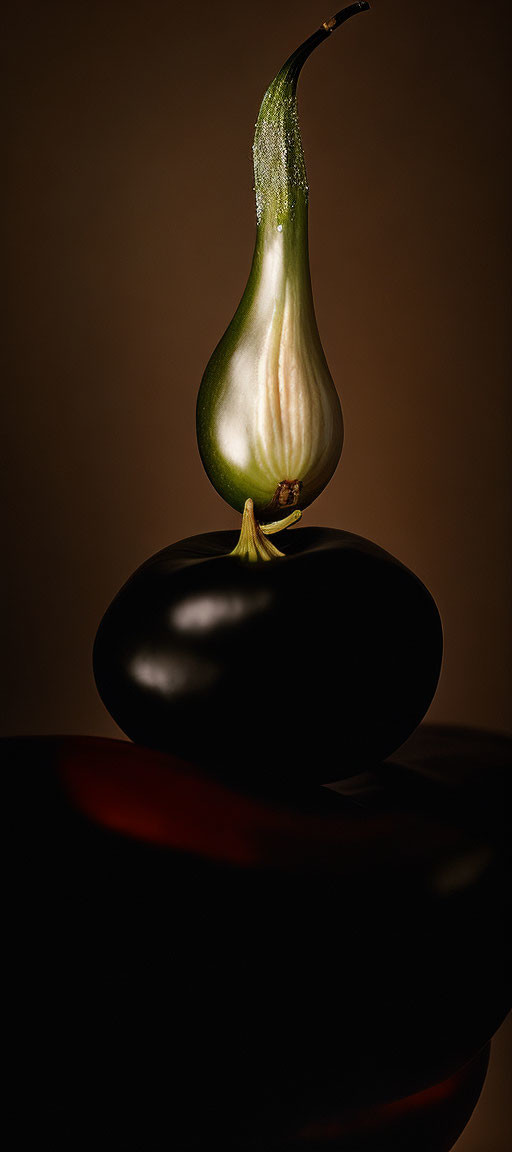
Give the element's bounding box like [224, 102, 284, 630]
[197, 4, 370, 520]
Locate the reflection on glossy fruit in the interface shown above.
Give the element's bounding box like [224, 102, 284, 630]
[93, 526, 443, 785]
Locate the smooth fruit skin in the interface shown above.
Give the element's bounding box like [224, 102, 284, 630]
[196, 8, 371, 519]
[93, 526, 443, 786]
[196, 203, 344, 520]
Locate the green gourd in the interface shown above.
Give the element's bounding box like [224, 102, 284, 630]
[196, 3, 370, 521]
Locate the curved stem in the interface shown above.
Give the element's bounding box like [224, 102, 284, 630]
[230, 499, 301, 562]
[261, 509, 302, 536]
[283, 3, 371, 74]
[253, 2, 370, 227]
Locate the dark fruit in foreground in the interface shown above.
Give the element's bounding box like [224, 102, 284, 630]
[5, 727, 509, 1149]
[93, 527, 442, 785]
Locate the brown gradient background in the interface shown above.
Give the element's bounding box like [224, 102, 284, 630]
[2, 0, 511, 1146]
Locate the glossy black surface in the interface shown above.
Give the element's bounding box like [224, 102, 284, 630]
[93, 527, 443, 786]
[5, 725, 510, 1149]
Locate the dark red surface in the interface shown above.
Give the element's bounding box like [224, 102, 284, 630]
[283, 1044, 490, 1150]
[4, 725, 510, 1149]
[13, 730, 481, 873]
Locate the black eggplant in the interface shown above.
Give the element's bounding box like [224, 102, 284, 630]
[93, 518, 442, 786]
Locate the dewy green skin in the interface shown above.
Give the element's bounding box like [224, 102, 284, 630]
[196, 3, 370, 530]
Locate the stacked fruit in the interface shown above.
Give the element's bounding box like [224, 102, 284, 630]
[8, 7, 509, 1150]
[93, 3, 442, 788]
